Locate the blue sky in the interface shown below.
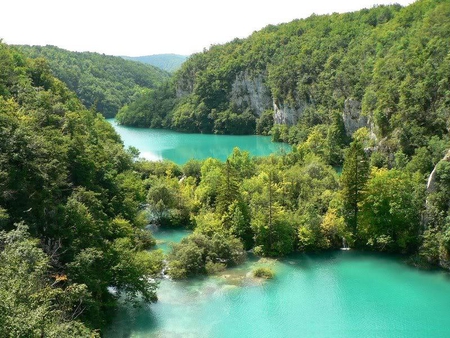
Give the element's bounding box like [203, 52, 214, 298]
[1, 0, 416, 56]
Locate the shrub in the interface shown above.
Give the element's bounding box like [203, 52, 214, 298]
[253, 267, 274, 279]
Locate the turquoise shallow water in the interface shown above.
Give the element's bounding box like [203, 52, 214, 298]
[106, 123, 450, 337]
[107, 119, 291, 165]
[108, 230, 450, 338]
[147, 225, 192, 253]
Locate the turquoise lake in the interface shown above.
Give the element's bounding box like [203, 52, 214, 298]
[107, 119, 291, 165]
[107, 122, 450, 338]
[106, 228, 450, 338]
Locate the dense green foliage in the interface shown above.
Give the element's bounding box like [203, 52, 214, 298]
[143, 133, 446, 275]
[2, 0, 450, 332]
[0, 224, 95, 337]
[420, 156, 450, 267]
[0, 42, 163, 333]
[145, 148, 341, 263]
[122, 54, 188, 72]
[167, 233, 245, 279]
[115, 82, 176, 127]
[17, 45, 170, 117]
[253, 267, 274, 279]
[118, 0, 450, 153]
[340, 140, 370, 235]
[116, 0, 450, 270]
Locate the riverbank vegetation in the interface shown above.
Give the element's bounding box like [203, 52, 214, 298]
[142, 137, 444, 279]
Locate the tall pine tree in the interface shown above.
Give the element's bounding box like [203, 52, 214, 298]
[341, 140, 370, 238]
[216, 160, 240, 219]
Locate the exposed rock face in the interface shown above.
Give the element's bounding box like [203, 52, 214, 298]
[427, 149, 450, 193]
[342, 99, 369, 136]
[426, 166, 439, 194]
[230, 71, 272, 116]
[175, 73, 195, 98]
[436, 150, 450, 269]
[273, 100, 308, 125]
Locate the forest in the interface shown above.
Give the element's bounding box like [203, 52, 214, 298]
[117, 0, 450, 153]
[115, 0, 450, 273]
[1, 0, 450, 335]
[17, 45, 170, 118]
[0, 41, 163, 336]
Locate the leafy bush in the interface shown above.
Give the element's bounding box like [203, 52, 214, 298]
[253, 267, 274, 279]
[167, 233, 245, 279]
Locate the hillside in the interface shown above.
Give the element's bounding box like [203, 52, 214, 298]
[117, 0, 450, 155]
[114, 1, 450, 272]
[122, 54, 188, 72]
[17, 45, 170, 117]
[0, 42, 162, 335]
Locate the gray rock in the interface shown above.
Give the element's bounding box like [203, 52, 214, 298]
[230, 71, 272, 116]
[273, 99, 308, 125]
[427, 149, 450, 193]
[342, 99, 369, 136]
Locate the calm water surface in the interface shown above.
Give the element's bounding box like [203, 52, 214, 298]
[107, 119, 291, 165]
[147, 225, 192, 253]
[107, 229, 450, 338]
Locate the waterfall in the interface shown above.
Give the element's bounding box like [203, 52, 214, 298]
[341, 237, 350, 251]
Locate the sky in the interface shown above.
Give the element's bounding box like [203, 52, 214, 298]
[1, 0, 416, 57]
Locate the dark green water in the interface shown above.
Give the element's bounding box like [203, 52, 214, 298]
[107, 119, 291, 165]
[107, 229, 450, 338]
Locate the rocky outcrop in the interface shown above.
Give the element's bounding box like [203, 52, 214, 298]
[427, 149, 450, 193]
[273, 100, 309, 125]
[425, 149, 450, 269]
[175, 77, 194, 98]
[230, 71, 272, 116]
[342, 99, 369, 136]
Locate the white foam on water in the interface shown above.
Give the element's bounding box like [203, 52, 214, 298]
[140, 152, 163, 162]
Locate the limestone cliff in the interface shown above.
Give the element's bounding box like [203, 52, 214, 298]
[175, 72, 195, 98]
[230, 71, 272, 116]
[427, 149, 450, 193]
[342, 99, 369, 136]
[273, 99, 309, 125]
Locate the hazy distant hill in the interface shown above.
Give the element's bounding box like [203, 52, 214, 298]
[122, 54, 188, 72]
[17, 45, 170, 117]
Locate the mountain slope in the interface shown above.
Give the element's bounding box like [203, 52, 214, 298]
[0, 41, 161, 333]
[122, 54, 188, 72]
[117, 0, 450, 151]
[17, 45, 171, 117]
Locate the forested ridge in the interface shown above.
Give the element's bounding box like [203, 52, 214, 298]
[117, 0, 449, 152]
[0, 42, 163, 336]
[114, 0, 450, 272]
[17, 45, 170, 118]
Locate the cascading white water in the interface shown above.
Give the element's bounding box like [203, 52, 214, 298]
[341, 238, 350, 251]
